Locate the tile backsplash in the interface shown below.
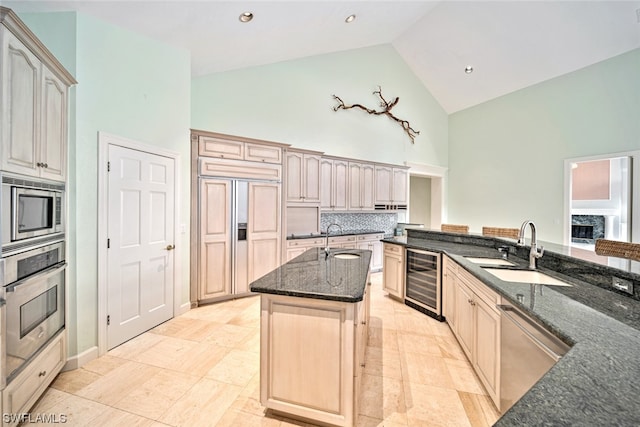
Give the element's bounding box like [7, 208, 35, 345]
[321, 213, 397, 236]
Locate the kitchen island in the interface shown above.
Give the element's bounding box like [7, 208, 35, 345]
[250, 247, 372, 427]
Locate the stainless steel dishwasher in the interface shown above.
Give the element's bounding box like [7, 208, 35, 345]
[498, 303, 570, 413]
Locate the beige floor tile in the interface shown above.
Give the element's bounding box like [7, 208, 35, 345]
[404, 383, 471, 427]
[205, 323, 255, 348]
[161, 340, 231, 377]
[80, 354, 128, 376]
[358, 373, 407, 425]
[397, 331, 443, 357]
[29, 388, 70, 413]
[50, 367, 102, 394]
[393, 312, 433, 334]
[229, 395, 268, 417]
[368, 326, 399, 351]
[206, 348, 259, 386]
[357, 414, 408, 427]
[401, 352, 456, 389]
[158, 378, 242, 426]
[75, 361, 162, 406]
[458, 391, 501, 427]
[444, 358, 487, 395]
[85, 407, 157, 426]
[437, 335, 469, 361]
[215, 408, 281, 427]
[113, 369, 200, 420]
[364, 346, 403, 380]
[108, 332, 167, 360]
[236, 329, 261, 352]
[128, 336, 199, 370]
[240, 372, 261, 399]
[32, 391, 112, 425]
[152, 315, 223, 342]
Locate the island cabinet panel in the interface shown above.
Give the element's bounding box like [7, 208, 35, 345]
[260, 290, 369, 427]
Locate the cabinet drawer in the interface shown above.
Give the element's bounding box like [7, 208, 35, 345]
[198, 136, 244, 159]
[384, 243, 403, 255]
[245, 143, 281, 164]
[458, 268, 500, 308]
[287, 238, 325, 247]
[3, 333, 66, 418]
[358, 233, 384, 241]
[329, 235, 357, 244]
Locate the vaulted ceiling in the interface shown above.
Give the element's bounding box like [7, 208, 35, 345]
[7, 1, 640, 112]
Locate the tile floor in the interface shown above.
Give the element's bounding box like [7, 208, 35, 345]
[28, 273, 500, 426]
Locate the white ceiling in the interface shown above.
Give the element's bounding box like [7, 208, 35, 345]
[6, 0, 640, 112]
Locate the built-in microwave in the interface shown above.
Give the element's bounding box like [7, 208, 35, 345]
[1, 175, 65, 248]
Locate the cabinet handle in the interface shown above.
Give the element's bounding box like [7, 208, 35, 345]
[360, 363, 366, 368]
[36, 162, 42, 167]
[44, 163, 48, 168]
[38, 371, 47, 377]
[361, 320, 366, 325]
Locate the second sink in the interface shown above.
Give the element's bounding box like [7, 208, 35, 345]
[334, 253, 360, 260]
[483, 268, 573, 287]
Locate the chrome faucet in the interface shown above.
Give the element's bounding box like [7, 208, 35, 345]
[517, 220, 544, 269]
[324, 223, 343, 257]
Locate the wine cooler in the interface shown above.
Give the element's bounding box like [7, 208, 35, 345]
[405, 248, 443, 321]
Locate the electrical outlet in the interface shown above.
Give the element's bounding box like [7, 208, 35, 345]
[611, 276, 634, 295]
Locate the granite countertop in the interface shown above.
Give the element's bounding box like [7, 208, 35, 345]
[382, 231, 640, 425]
[249, 247, 372, 303]
[287, 229, 387, 240]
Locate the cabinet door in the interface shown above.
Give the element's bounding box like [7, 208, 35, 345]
[392, 168, 408, 204]
[383, 247, 404, 299]
[199, 179, 232, 300]
[303, 154, 321, 203]
[39, 66, 67, 181]
[332, 160, 348, 210]
[455, 281, 474, 360]
[245, 143, 281, 164]
[348, 163, 363, 210]
[374, 166, 392, 204]
[320, 158, 333, 209]
[442, 264, 457, 331]
[286, 152, 303, 202]
[248, 182, 281, 283]
[1, 30, 40, 177]
[360, 164, 375, 210]
[371, 241, 383, 270]
[474, 297, 500, 401]
[198, 136, 244, 159]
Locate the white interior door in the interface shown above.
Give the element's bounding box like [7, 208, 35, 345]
[107, 144, 175, 350]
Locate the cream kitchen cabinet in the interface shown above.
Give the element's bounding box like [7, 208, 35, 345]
[285, 236, 325, 262]
[442, 255, 458, 331]
[320, 157, 348, 211]
[0, 8, 75, 182]
[374, 165, 408, 208]
[197, 132, 283, 164]
[382, 243, 405, 300]
[285, 150, 321, 204]
[447, 260, 501, 407]
[348, 162, 375, 210]
[2, 332, 66, 427]
[357, 233, 384, 271]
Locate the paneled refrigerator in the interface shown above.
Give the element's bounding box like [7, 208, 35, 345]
[198, 177, 280, 303]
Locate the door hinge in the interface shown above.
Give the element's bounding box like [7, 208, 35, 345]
[107, 238, 110, 249]
[107, 161, 111, 172]
[107, 315, 110, 326]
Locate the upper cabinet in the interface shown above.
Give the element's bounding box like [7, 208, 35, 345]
[375, 165, 408, 208]
[320, 157, 348, 211]
[0, 8, 76, 182]
[348, 162, 375, 210]
[198, 133, 283, 164]
[285, 150, 321, 204]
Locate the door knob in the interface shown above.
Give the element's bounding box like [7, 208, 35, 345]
[166, 244, 175, 251]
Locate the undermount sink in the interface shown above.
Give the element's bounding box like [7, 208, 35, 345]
[333, 253, 360, 260]
[483, 268, 573, 287]
[465, 257, 515, 266]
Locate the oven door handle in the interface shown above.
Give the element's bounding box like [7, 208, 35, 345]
[5, 262, 67, 293]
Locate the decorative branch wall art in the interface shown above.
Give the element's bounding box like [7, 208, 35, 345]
[332, 86, 420, 144]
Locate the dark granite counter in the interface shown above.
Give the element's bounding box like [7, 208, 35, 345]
[249, 247, 372, 303]
[382, 230, 640, 425]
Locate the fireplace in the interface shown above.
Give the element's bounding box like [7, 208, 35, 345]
[571, 215, 605, 244]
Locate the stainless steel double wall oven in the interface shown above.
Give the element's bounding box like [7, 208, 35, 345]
[0, 174, 66, 388]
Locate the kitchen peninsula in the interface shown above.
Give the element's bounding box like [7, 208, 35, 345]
[250, 247, 372, 427]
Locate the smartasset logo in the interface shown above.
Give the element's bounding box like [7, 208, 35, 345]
[2, 413, 68, 423]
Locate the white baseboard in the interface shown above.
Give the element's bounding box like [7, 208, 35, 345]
[63, 346, 98, 371]
[177, 301, 191, 316]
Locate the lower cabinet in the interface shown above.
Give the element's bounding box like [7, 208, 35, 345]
[2, 332, 66, 427]
[357, 233, 384, 272]
[443, 257, 501, 409]
[259, 281, 370, 427]
[382, 243, 405, 300]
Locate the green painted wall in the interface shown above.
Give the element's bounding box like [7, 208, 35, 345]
[20, 12, 191, 357]
[192, 44, 449, 168]
[448, 49, 640, 243]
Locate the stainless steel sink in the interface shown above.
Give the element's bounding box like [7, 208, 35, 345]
[333, 253, 360, 260]
[465, 257, 515, 266]
[483, 268, 573, 287]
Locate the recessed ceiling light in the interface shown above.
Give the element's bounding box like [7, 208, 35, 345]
[464, 66, 474, 74]
[345, 14, 356, 23]
[239, 12, 254, 23]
